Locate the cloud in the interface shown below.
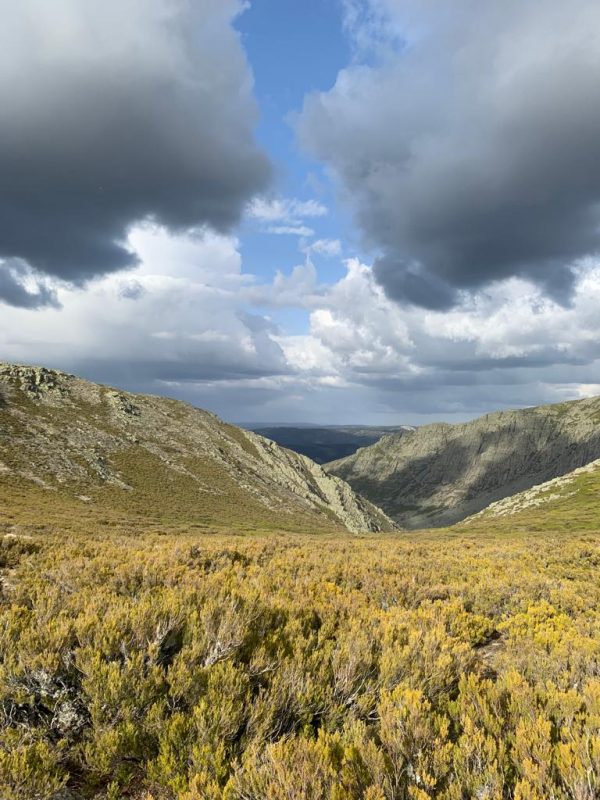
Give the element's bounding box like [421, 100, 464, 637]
[0, 227, 288, 391]
[0, 0, 270, 304]
[246, 196, 327, 237]
[299, 0, 600, 308]
[257, 261, 320, 308]
[304, 239, 342, 257]
[5, 227, 600, 423]
[266, 226, 315, 237]
[0, 260, 59, 309]
[247, 197, 327, 223]
[259, 255, 600, 421]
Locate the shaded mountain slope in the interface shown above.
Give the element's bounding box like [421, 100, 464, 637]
[466, 458, 600, 531]
[327, 398, 600, 528]
[0, 364, 394, 534]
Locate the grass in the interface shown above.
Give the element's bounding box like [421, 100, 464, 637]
[467, 462, 600, 533]
[2, 468, 600, 797]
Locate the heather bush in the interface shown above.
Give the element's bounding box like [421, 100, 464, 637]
[1, 528, 600, 798]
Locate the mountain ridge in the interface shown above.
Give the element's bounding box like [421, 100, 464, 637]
[0, 362, 395, 534]
[326, 396, 600, 528]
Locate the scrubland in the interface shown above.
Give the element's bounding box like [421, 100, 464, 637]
[2, 490, 600, 800]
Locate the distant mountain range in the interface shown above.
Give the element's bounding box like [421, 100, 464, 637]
[245, 424, 414, 464]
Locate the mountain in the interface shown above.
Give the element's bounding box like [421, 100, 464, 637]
[247, 424, 414, 464]
[466, 457, 600, 531]
[0, 363, 394, 534]
[326, 397, 600, 529]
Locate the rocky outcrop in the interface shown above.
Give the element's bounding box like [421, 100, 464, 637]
[469, 458, 600, 520]
[244, 432, 393, 532]
[0, 363, 395, 533]
[326, 398, 600, 528]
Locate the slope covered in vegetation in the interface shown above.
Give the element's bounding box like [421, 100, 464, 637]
[468, 458, 600, 532]
[0, 363, 393, 534]
[3, 364, 600, 799]
[2, 489, 600, 798]
[327, 396, 600, 528]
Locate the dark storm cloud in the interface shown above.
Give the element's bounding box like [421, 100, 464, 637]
[0, 0, 270, 300]
[0, 260, 59, 309]
[300, 0, 600, 308]
[67, 357, 289, 390]
[374, 258, 457, 310]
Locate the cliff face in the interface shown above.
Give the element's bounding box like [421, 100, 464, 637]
[0, 364, 394, 534]
[326, 399, 600, 528]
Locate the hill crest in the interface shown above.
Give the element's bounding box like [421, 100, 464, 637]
[0, 363, 395, 534]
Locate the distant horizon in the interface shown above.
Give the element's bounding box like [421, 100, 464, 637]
[236, 422, 415, 430]
[2, 355, 589, 429]
[0, 356, 510, 427]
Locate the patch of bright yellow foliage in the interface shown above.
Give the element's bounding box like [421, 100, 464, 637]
[2, 525, 600, 799]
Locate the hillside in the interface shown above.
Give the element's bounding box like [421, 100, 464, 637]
[4, 366, 600, 800]
[467, 457, 600, 531]
[3, 504, 600, 798]
[247, 424, 413, 464]
[327, 397, 600, 528]
[0, 363, 394, 534]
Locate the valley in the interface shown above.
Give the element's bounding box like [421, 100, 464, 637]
[2, 363, 600, 799]
[245, 425, 413, 464]
[327, 399, 600, 529]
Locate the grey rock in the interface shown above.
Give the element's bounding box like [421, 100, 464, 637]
[0, 362, 395, 533]
[326, 399, 600, 528]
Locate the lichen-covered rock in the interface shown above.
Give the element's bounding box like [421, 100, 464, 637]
[0, 363, 395, 533]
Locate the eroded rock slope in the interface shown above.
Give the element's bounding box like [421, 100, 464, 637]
[327, 398, 600, 528]
[0, 363, 394, 533]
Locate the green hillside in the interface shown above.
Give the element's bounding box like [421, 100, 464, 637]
[465, 458, 600, 534]
[0, 364, 393, 535]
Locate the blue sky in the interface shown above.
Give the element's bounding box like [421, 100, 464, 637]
[235, 0, 353, 288]
[3, 0, 600, 424]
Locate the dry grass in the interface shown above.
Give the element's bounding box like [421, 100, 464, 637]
[1, 473, 600, 798]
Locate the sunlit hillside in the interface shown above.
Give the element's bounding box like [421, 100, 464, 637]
[0, 364, 393, 536]
[2, 462, 600, 798]
[466, 458, 600, 534]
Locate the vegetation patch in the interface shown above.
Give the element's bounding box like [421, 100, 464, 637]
[2, 498, 600, 798]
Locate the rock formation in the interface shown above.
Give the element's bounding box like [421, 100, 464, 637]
[327, 398, 600, 528]
[0, 363, 394, 534]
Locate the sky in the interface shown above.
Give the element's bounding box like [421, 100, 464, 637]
[2, 0, 600, 425]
